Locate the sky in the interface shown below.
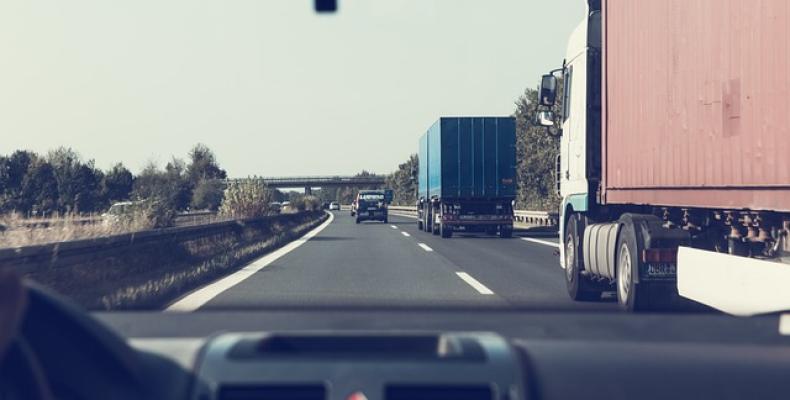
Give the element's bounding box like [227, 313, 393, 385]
[0, 0, 585, 177]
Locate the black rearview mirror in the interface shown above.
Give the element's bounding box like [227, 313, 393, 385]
[539, 74, 557, 106]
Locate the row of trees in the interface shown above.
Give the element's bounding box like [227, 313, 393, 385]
[0, 144, 228, 216]
[0, 148, 134, 215]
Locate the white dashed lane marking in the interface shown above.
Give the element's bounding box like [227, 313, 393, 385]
[456, 272, 495, 295]
[418, 243, 433, 252]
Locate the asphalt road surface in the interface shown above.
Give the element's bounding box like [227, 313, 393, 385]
[182, 211, 617, 311]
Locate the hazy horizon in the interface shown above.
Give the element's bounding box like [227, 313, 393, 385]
[0, 0, 584, 177]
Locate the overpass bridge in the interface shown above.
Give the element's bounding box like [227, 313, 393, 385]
[225, 175, 386, 194]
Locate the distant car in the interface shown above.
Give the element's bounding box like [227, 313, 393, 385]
[101, 201, 142, 225]
[268, 202, 282, 213]
[329, 202, 340, 211]
[354, 190, 388, 224]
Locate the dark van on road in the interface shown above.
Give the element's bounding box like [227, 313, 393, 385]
[354, 190, 390, 224]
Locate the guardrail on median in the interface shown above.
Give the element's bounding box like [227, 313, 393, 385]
[2, 211, 327, 310]
[386, 205, 558, 227]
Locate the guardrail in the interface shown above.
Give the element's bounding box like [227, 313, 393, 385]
[386, 206, 558, 227]
[3, 211, 327, 309]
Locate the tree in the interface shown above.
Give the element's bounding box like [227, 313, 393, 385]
[385, 154, 418, 205]
[513, 82, 564, 211]
[47, 147, 83, 213]
[0, 150, 38, 212]
[187, 143, 227, 184]
[19, 161, 59, 216]
[102, 163, 134, 204]
[191, 179, 224, 210]
[132, 159, 192, 212]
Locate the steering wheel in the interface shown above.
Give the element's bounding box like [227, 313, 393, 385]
[0, 270, 54, 400]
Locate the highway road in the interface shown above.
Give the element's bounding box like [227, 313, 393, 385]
[172, 211, 618, 311]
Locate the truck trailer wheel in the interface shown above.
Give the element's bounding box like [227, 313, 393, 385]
[615, 221, 650, 311]
[355, 217, 360, 224]
[565, 215, 602, 301]
[417, 219, 424, 230]
[499, 226, 513, 238]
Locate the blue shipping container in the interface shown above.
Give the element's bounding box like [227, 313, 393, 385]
[418, 117, 516, 200]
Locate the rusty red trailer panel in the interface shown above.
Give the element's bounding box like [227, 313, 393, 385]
[602, 0, 790, 211]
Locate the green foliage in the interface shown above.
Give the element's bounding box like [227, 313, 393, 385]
[513, 84, 564, 211]
[219, 179, 272, 219]
[191, 179, 225, 210]
[19, 160, 59, 215]
[102, 163, 134, 203]
[187, 143, 227, 182]
[385, 154, 418, 206]
[132, 158, 193, 212]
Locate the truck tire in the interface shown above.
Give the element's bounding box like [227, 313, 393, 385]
[440, 223, 452, 238]
[499, 226, 513, 238]
[355, 217, 360, 224]
[565, 215, 603, 301]
[383, 216, 388, 224]
[615, 221, 650, 311]
[417, 219, 424, 230]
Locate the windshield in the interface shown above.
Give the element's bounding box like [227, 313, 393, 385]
[1, 0, 788, 319]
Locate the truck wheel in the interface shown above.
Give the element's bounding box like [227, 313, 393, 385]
[440, 223, 452, 238]
[616, 222, 650, 311]
[383, 217, 388, 223]
[499, 226, 513, 238]
[417, 219, 424, 230]
[355, 218, 360, 224]
[432, 223, 440, 235]
[565, 215, 602, 301]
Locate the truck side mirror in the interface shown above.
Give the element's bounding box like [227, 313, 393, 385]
[536, 110, 555, 127]
[539, 74, 558, 106]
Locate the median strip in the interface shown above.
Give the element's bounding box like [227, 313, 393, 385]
[456, 272, 494, 295]
[521, 237, 560, 248]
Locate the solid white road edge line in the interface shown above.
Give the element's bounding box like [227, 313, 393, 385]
[417, 243, 433, 252]
[521, 237, 560, 248]
[456, 272, 495, 295]
[165, 211, 335, 313]
[401, 231, 411, 237]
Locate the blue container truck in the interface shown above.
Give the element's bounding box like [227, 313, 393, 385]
[417, 117, 516, 238]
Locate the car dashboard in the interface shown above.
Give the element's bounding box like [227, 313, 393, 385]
[6, 285, 790, 400]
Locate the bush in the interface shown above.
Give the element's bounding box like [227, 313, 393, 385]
[219, 179, 271, 219]
[301, 195, 322, 211]
[191, 179, 224, 211]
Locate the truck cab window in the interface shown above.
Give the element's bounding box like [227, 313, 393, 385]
[562, 66, 573, 121]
